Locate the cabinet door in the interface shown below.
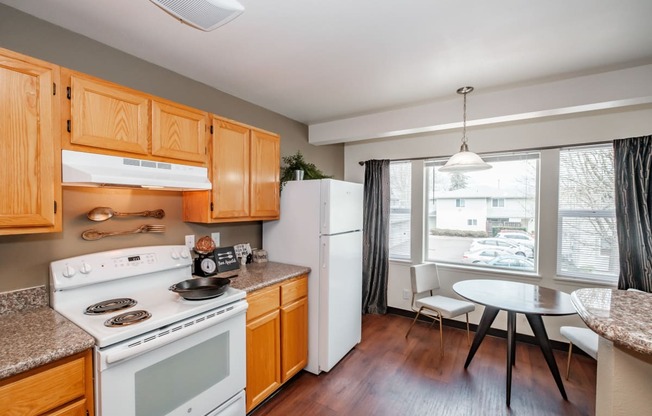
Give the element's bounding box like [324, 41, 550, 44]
[280, 296, 308, 383]
[250, 129, 280, 218]
[69, 73, 149, 155]
[0, 352, 86, 415]
[151, 100, 207, 164]
[246, 310, 281, 412]
[0, 49, 61, 234]
[212, 118, 250, 219]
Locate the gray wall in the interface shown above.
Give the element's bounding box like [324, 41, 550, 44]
[0, 4, 343, 292]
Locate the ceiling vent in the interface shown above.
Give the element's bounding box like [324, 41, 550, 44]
[150, 0, 244, 31]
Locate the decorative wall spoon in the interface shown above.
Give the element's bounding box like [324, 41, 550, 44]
[87, 207, 165, 221]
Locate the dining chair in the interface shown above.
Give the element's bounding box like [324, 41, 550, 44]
[560, 326, 599, 380]
[405, 263, 475, 356]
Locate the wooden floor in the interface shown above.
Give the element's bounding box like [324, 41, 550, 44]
[251, 313, 597, 416]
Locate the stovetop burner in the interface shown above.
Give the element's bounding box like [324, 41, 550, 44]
[104, 310, 152, 327]
[85, 298, 137, 315]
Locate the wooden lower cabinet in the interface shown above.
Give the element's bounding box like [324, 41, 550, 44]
[246, 275, 308, 412]
[0, 349, 94, 416]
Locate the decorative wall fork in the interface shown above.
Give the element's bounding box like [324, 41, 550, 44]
[81, 224, 166, 241]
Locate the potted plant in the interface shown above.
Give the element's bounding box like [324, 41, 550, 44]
[280, 150, 331, 190]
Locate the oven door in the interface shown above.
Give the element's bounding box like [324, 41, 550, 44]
[95, 304, 246, 416]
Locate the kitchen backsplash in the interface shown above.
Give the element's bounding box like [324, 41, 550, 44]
[0, 286, 48, 316]
[0, 187, 262, 293]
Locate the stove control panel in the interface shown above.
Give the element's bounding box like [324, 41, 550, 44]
[50, 245, 192, 290]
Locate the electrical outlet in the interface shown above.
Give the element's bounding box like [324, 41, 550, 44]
[211, 232, 221, 247]
[403, 289, 411, 300]
[185, 235, 195, 251]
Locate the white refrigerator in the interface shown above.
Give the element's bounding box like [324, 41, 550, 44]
[263, 179, 363, 375]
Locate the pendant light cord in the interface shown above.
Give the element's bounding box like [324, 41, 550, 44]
[456, 86, 473, 151]
[462, 91, 468, 146]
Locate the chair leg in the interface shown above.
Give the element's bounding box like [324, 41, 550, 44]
[438, 311, 444, 357]
[465, 313, 471, 346]
[565, 342, 574, 380]
[405, 308, 423, 338]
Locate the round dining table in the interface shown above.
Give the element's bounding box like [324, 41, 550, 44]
[453, 279, 577, 407]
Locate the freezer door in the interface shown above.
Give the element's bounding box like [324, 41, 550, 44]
[321, 179, 363, 235]
[319, 230, 362, 372]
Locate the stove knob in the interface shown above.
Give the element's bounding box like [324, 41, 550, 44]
[80, 262, 92, 274]
[62, 265, 76, 278]
[180, 249, 190, 259]
[171, 251, 180, 260]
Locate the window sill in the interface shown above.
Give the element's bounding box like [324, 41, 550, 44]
[553, 275, 618, 288]
[432, 262, 542, 280]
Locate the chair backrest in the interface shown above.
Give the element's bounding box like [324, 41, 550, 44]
[410, 263, 441, 294]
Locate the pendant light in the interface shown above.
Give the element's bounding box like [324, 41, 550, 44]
[439, 86, 491, 172]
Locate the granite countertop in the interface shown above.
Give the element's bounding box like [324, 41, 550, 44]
[217, 261, 311, 293]
[571, 288, 652, 356]
[0, 262, 308, 381]
[0, 286, 95, 381]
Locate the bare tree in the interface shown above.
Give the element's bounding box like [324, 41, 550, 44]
[448, 172, 469, 190]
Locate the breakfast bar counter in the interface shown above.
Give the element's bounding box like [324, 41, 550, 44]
[571, 288, 652, 355]
[571, 288, 652, 416]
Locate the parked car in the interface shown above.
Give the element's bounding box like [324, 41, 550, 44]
[469, 238, 533, 258]
[496, 231, 535, 248]
[486, 255, 535, 271]
[462, 248, 514, 264]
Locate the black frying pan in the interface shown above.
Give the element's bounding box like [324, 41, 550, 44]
[169, 277, 230, 300]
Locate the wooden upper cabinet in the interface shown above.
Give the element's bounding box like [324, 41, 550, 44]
[0, 48, 61, 235]
[250, 129, 280, 218]
[211, 118, 250, 219]
[68, 72, 149, 155]
[183, 116, 280, 223]
[151, 99, 208, 164]
[63, 70, 207, 166]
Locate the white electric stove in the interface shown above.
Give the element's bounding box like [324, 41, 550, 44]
[50, 245, 248, 416]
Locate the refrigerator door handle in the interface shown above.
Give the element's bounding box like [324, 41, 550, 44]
[321, 240, 327, 269]
[322, 201, 328, 232]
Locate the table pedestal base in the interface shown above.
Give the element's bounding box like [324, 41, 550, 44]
[464, 307, 568, 406]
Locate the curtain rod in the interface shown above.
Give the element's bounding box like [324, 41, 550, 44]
[357, 140, 613, 166]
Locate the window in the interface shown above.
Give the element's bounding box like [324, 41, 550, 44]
[557, 146, 618, 283]
[389, 161, 411, 259]
[425, 153, 539, 272]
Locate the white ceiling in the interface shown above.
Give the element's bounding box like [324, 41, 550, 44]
[3, 0, 652, 127]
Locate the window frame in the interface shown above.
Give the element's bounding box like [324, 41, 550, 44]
[423, 151, 540, 275]
[555, 145, 618, 285]
[386, 142, 618, 288]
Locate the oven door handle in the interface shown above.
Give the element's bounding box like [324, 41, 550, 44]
[104, 302, 247, 366]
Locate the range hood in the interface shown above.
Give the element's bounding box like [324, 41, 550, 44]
[62, 150, 212, 191]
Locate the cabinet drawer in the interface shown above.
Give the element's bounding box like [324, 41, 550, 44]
[0, 355, 86, 416]
[281, 276, 308, 305]
[47, 398, 87, 416]
[247, 286, 280, 321]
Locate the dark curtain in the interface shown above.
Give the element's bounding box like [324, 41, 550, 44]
[614, 136, 652, 291]
[362, 159, 390, 314]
